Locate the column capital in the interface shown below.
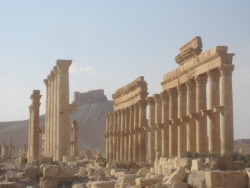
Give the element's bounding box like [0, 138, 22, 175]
[186, 79, 195, 90]
[129, 105, 134, 112]
[153, 94, 161, 103]
[147, 96, 155, 105]
[219, 64, 234, 76]
[43, 79, 48, 87]
[56, 59, 72, 73]
[168, 88, 178, 96]
[50, 70, 55, 79]
[53, 66, 58, 75]
[195, 74, 208, 86]
[160, 90, 169, 101]
[138, 100, 147, 108]
[208, 69, 220, 81]
[177, 84, 186, 94]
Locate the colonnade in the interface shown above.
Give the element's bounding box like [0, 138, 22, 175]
[105, 37, 235, 163]
[105, 101, 147, 162]
[28, 90, 41, 162]
[43, 60, 74, 161]
[148, 66, 234, 159]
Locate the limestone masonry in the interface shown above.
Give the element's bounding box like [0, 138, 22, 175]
[106, 36, 235, 163]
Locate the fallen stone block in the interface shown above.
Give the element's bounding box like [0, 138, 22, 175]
[135, 177, 162, 187]
[166, 167, 186, 183]
[205, 170, 226, 187]
[39, 157, 53, 164]
[63, 156, 76, 163]
[225, 171, 247, 188]
[115, 174, 141, 188]
[0, 182, 20, 188]
[138, 168, 151, 177]
[72, 183, 85, 188]
[165, 181, 189, 188]
[245, 168, 250, 188]
[43, 165, 59, 178]
[25, 164, 38, 178]
[90, 180, 116, 188]
[191, 159, 203, 171]
[5, 171, 15, 182]
[39, 177, 58, 188]
[187, 170, 206, 188]
[111, 168, 128, 178]
[176, 158, 192, 170]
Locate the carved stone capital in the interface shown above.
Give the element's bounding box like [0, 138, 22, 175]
[160, 90, 169, 102]
[56, 59, 72, 73]
[219, 64, 234, 76]
[147, 97, 155, 105]
[208, 69, 220, 81]
[195, 74, 207, 87]
[153, 94, 161, 104]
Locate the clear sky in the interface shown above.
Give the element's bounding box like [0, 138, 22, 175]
[0, 1, 250, 139]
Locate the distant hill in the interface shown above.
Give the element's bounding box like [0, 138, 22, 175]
[0, 89, 113, 156]
[234, 139, 250, 155]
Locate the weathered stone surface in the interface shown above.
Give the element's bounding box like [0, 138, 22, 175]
[63, 156, 76, 163]
[166, 167, 186, 183]
[5, 171, 15, 181]
[165, 181, 189, 188]
[225, 171, 247, 188]
[246, 168, 250, 188]
[205, 170, 226, 187]
[0, 182, 20, 188]
[191, 159, 203, 171]
[115, 174, 141, 188]
[72, 183, 85, 188]
[40, 157, 53, 164]
[187, 171, 206, 188]
[176, 158, 192, 169]
[43, 165, 59, 178]
[25, 164, 37, 178]
[111, 168, 128, 178]
[138, 168, 151, 177]
[136, 174, 164, 187]
[90, 181, 116, 188]
[40, 178, 58, 188]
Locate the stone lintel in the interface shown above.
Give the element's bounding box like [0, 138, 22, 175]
[175, 36, 202, 66]
[200, 109, 211, 117]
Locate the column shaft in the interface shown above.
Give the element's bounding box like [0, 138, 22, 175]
[138, 100, 147, 162]
[147, 97, 155, 164]
[129, 107, 134, 161]
[161, 91, 169, 157]
[154, 94, 162, 156]
[196, 74, 208, 154]
[133, 104, 139, 161]
[169, 88, 178, 157]
[220, 65, 234, 156]
[208, 69, 220, 154]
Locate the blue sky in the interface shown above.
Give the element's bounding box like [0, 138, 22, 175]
[0, 1, 250, 139]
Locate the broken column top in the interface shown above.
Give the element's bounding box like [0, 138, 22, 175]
[175, 36, 202, 66]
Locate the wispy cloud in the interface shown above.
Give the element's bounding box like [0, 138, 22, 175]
[70, 64, 97, 75]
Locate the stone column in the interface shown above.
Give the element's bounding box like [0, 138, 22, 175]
[168, 88, 178, 157]
[124, 108, 129, 161]
[161, 91, 169, 157]
[147, 97, 155, 164]
[116, 111, 121, 161]
[47, 75, 52, 157]
[120, 109, 125, 161]
[220, 64, 234, 156]
[28, 90, 42, 162]
[138, 100, 147, 162]
[28, 106, 32, 161]
[195, 74, 208, 154]
[53, 66, 58, 158]
[208, 69, 220, 154]
[49, 71, 54, 157]
[154, 94, 162, 157]
[177, 84, 187, 158]
[56, 60, 72, 161]
[186, 80, 196, 153]
[128, 106, 134, 161]
[133, 104, 139, 162]
[43, 79, 49, 157]
[109, 113, 114, 161]
[71, 120, 78, 157]
[105, 114, 110, 161]
[113, 111, 117, 161]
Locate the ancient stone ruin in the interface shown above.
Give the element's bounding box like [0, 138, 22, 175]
[43, 60, 76, 161]
[2, 37, 250, 188]
[105, 36, 235, 165]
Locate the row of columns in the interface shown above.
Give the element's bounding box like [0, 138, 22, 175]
[71, 120, 79, 157]
[43, 60, 73, 161]
[105, 100, 147, 162]
[28, 90, 41, 162]
[147, 66, 234, 160]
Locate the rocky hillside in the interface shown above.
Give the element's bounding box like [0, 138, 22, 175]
[0, 89, 113, 156]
